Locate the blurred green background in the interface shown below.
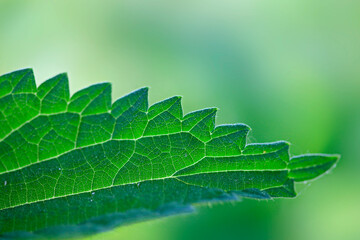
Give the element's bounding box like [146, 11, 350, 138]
[0, 1, 359, 239]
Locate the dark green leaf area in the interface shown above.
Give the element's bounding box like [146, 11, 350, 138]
[0, 69, 339, 238]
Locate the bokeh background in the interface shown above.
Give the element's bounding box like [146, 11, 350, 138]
[1, 1, 359, 239]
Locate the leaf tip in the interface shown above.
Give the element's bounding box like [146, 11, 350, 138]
[288, 153, 340, 182]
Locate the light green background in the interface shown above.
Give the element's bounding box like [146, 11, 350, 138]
[0, 1, 359, 239]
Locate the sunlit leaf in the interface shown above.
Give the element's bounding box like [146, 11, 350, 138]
[0, 69, 339, 238]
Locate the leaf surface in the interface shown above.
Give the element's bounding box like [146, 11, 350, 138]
[0, 69, 339, 238]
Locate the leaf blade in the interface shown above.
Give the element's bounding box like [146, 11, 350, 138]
[0, 69, 339, 238]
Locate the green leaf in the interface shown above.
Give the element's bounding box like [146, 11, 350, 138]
[0, 69, 339, 238]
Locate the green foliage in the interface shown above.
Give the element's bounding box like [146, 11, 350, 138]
[0, 69, 339, 238]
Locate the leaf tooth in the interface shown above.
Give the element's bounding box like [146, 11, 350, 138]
[206, 124, 251, 155]
[211, 123, 251, 138]
[147, 96, 182, 120]
[182, 108, 217, 142]
[37, 73, 70, 114]
[112, 88, 148, 139]
[243, 141, 290, 155]
[242, 141, 290, 166]
[143, 96, 182, 136]
[68, 83, 111, 115]
[0, 68, 36, 97]
[111, 87, 148, 118]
